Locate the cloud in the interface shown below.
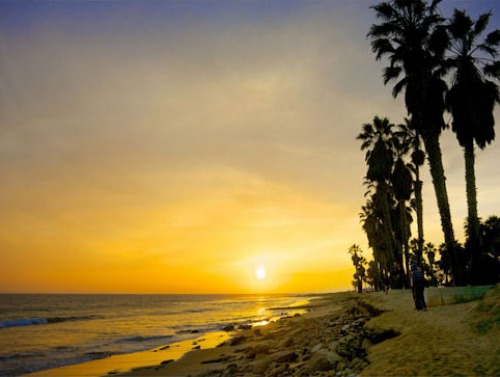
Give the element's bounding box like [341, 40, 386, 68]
[1, 0, 499, 292]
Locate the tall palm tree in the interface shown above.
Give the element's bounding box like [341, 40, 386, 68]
[391, 129, 413, 283]
[391, 156, 413, 281]
[445, 9, 500, 283]
[398, 119, 426, 265]
[368, 0, 463, 284]
[358, 116, 407, 286]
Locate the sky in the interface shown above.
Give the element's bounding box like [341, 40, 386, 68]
[1, 0, 499, 294]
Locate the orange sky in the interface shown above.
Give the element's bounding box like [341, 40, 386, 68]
[1, 1, 499, 294]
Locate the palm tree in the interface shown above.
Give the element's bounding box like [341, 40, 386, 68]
[360, 197, 390, 286]
[368, 0, 463, 284]
[445, 9, 500, 284]
[398, 119, 426, 265]
[348, 244, 367, 293]
[391, 130, 413, 284]
[358, 116, 408, 286]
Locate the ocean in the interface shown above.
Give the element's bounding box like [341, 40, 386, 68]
[0, 294, 310, 376]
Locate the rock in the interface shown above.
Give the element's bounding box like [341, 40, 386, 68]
[190, 329, 200, 334]
[160, 359, 174, 365]
[159, 345, 170, 351]
[293, 313, 301, 317]
[336, 335, 363, 360]
[270, 350, 298, 364]
[271, 363, 289, 376]
[253, 341, 272, 355]
[341, 324, 351, 333]
[238, 324, 252, 330]
[279, 336, 294, 348]
[223, 363, 238, 377]
[201, 356, 232, 364]
[250, 358, 272, 374]
[336, 360, 347, 372]
[350, 357, 367, 371]
[361, 338, 372, 350]
[311, 343, 324, 354]
[222, 324, 235, 332]
[304, 350, 342, 373]
[328, 341, 339, 351]
[229, 335, 247, 346]
[253, 328, 262, 336]
[192, 345, 201, 350]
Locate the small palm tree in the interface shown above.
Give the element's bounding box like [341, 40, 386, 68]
[445, 9, 500, 283]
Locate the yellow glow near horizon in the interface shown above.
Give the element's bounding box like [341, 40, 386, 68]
[0, 171, 357, 294]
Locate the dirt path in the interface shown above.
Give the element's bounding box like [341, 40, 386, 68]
[361, 288, 499, 376]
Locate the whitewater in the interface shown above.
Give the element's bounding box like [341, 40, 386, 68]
[0, 294, 309, 376]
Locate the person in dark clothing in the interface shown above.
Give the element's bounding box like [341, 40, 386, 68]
[411, 261, 427, 311]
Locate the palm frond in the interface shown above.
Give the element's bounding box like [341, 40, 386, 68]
[371, 2, 396, 21]
[371, 38, 396, 60]
[449, 9, 472, 40]
[478, 43, 497, 57]
[485, 29, 500, 47]
[474, 12, 492, 37]
[484, 61, 500, 79]
[383, 66, 402, 84]
[392, 77, 407, 98]
[428, 25, 449, 56]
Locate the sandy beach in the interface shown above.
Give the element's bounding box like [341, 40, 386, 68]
[107, 285, 499, 377]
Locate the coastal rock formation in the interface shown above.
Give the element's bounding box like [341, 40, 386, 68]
[190, 296, 391, 377]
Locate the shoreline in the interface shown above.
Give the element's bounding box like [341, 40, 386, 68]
[120, 286, 498, 377]
[23, 296, 315, 377]
[118, 292, 371, 376]
[25, 286, 499, 377]
[26, 331, 232, 377]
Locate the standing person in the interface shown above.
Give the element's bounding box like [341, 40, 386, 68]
[411, 261, 427, 310]
[383, 274, 391, 295]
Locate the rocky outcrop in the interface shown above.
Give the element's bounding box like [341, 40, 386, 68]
[193, 296, 397, 377]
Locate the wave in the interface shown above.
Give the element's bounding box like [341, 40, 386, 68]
[113, 334, 174, 344]
[0, 315, 99, 329]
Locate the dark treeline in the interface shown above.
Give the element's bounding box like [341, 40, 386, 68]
[350, 0, 500, 292]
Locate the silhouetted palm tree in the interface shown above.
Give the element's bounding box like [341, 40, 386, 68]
[360, 197, 390, 285]
[358, 116, 408, 285]
[368, 0, 462, 284]
[445, 9, 500, 283]
[398, 119, 426, 265]
[391, 128, 413, 284]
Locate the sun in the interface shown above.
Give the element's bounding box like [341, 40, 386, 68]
[255, 267, 266, 280]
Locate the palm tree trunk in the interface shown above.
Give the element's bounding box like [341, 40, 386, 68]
[464, 143, 481, 284]
[421, 132, 462, 285]
[379, 184, 397, 281]
[399, 199, 411, 286]
[414, 176, 425, 265]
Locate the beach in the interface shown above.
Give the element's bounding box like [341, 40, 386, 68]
[111, 286, 499, 377]
[0, 294, 309, 377]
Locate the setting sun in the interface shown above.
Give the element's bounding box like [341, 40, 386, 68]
[256, 267, 267, 280]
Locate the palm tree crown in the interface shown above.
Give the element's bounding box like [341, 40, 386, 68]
[368, 0, 448, 134]
[446, 9, 500, 149]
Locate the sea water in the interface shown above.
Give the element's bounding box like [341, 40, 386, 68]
[0, 294, 309, 376]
